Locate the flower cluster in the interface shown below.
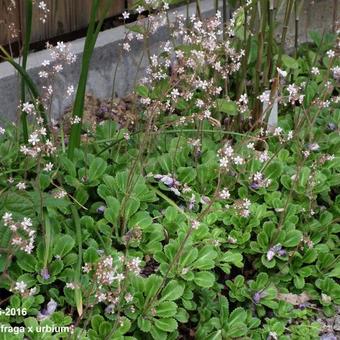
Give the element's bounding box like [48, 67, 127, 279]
[154, 173, 181, 196]
[20, 122, 56, 159]
[232, 199, 251, 217]
[12, 280, 37, 297]
[78, 254, 141, 309]
[2, 213, 36, 254]
[38, 42, 76, 102]
[266, 244, 286, 261]
[130, 10, 244, 126]
[36, 1, 50, 23]
[37, 299, 57, 321]
[218, 143, 245, 169]
[249, 172, 272, 190]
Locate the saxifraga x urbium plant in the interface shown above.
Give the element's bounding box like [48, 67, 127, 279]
[0, 0, 339, 339]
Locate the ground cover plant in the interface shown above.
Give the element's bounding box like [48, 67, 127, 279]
[0, 0, 339, 339]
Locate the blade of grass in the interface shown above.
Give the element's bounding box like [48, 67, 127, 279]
[71, 205, 83, 316]
[67, 0, 113, 160]
[43, 209, 52, 272]
[0, 46, 50, 137]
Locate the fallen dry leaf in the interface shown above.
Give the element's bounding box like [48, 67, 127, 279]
[277, 292, 311, 305]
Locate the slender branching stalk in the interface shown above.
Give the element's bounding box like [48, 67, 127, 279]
[20, 0, 33, 143]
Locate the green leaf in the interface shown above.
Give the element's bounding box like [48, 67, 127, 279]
[294, 275, 305, 289]
[174, 307, 189, 323]
[136, 85, 149, 97]
[327, 263, 340, 278]
[145, 275, 163, 302]
[50, 260, 64, 276]
[53, 235, 75, 257]
[177, 167, 196, 183]
[154, 318, 178, 332]
[283, 230, 302, 247]
[138, 317, 151, 332]
[60, 155, 76, 177]
[221, 251, 243, 268]
[150, 325, 167, 340]
[226, 322, 248, 337]
[192, 246, 217, 270]
[84, 247, 99, 263]
[229, 307, 247, 325]
[282, 55, 299, 69]
[216, 99, 238, 115]
[255, 272, 268, 290]
[264, 161, 283, 180]
[75, 187, 89, 205]
[99, 321, 112, 338]
[160, 280, 184, 301]
[156, 301, 177, 317]
[89, 157, 107, 181]
[104, 196, 120, 224]
[299, 167, 311, 187]
[91, 315, 104, 334]
[194, 271, 215, 288]
[303, 249, 317, 264]
[17, 253, 37, 273]
[124, 197, 140, 220]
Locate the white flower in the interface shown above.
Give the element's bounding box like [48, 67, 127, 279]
[219, 156, 229, 168]
[125, 293, 133, 303]
[70, 116, 81, 125]
[44, 162, 53, 172]
[67, 85, 74, 96]
[136, 6, 145, 13]
[28, 132, 40, 145]
[233, 156, 244, 165]
[258, 150, 269, 162]
[332, 66, 340, 80]
[22, 102, 35, 114]
[191, 220, 200, 230]
[0, 126, 5, 135]
[123, 42, 130, 51]
[247, 142, 255, 150]
[66, 282, 76, 290]
[2, 212, 13, 226]
[273, 127, 283, 136]
[38, 1, 47, 10]
[15, 281, 27, 293]
[326, 50, 335, 58]
[21, 217, 32, 228]
[54, 64, 63, 72]
[56, 41, 66, 52]
[311, 67, 320, 75]
[122, 11, 130, 20]
[42, 59, 50, 67]
[219, 188, 230, 199]
[287, 130, 293, 140]
[39, 71, 48, 78]
[171, 88, 180, 100]
[203, 109, 211, 118]
[16, 182, 26, 190]
[259, 90, 270, 103]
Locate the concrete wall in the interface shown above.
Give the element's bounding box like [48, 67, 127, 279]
[0, 0, 338, 122]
